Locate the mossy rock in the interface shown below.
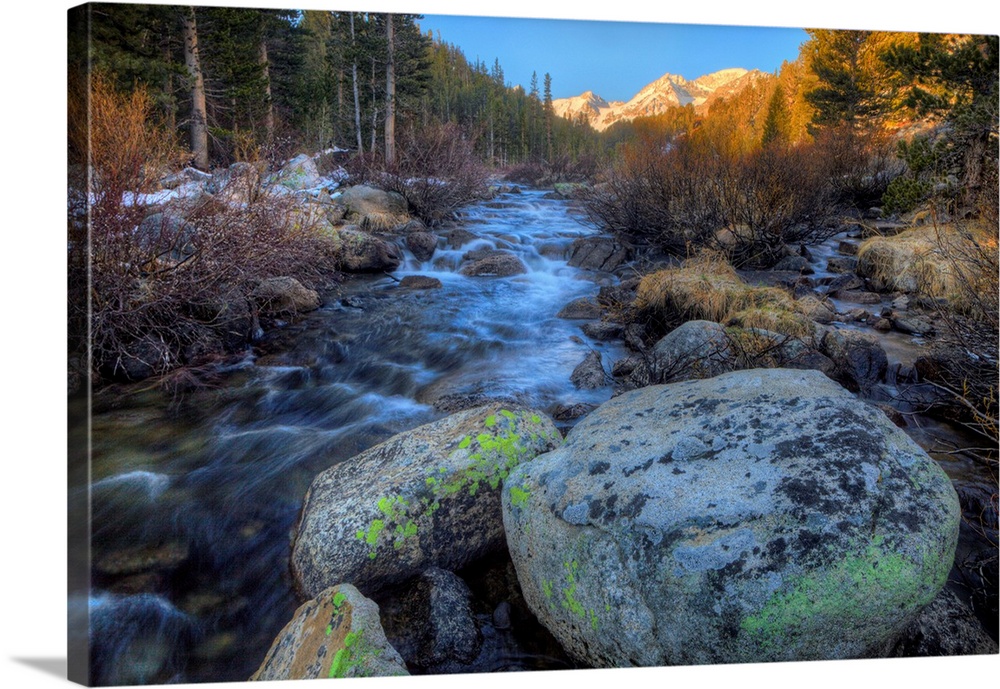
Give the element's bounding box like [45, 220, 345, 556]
[291, 405, 561, 598]
[503, 368, 959, 666]
[250, 584, 408, 680]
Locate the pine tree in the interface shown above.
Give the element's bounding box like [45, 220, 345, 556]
[761, 84, 790, 147]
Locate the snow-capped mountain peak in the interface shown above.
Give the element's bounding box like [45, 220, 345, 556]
[552, 67, 761, 131]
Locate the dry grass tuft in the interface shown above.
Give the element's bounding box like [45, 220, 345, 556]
[857, 222, 997, 313]
[359, 211, 410, 233]
[635, 251, 812, 338]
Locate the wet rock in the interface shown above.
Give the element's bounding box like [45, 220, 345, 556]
[838, 240, 860, 255]
[380, 568, 482, 670]
[582, 321, 624, 341]
[251, 584, 407, 680]
[891, 588, 998, 657]
[552, 403, 597, 422]
[399, 276, 442, 290]
[98, 335, 174, 382]
[567, 236, 631, 272]
[832, 290, 882, 305]
[405, 232, 438, 261]
[502, 369, 960, 667]
[772, 255, 812, 274]
[251, 277, 321, 317]
[597, 278, 640, 311]
[827, 256, 858, 274]
[336, 227, 404, 273]
[459, 251, 528, 277]
[820, 328, 888, 392]
[825, 273, 865, 294]
[556, 297, 602, 320]
[891, 295, 910, 311]
[492, 601, 513, 630]
[611, 357, 641, 378]
[570, 351, 607, 390]
[94, 541, 190, 576]
[892, 315, 935, 336]
[737, 270, 806, 290]
[446, 229, 478, 249]
[874, 318, 893, 332]
[90, 594, 195, 686]
[291, 406, 561, 598]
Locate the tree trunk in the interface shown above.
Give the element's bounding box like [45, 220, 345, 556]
[350, 13, 363, 154]
[182, 7, 209, 170]
[370, 58, 378, 154]
[259, 36, 274, 145]
[385, 14, 396, 167]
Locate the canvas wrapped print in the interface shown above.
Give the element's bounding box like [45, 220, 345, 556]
[66, 0, 998, 686]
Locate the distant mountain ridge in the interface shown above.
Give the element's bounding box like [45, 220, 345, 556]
[552, 68, 765, 131]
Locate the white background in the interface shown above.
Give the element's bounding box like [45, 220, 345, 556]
[2, 1, 996, 688]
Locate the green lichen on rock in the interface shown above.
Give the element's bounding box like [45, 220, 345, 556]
[741, 540, 944, 649]
[509, 484, 530, 507]
[354, 495, 419, 558]
[354, 409, 552, 557]
[560, 560, 598, 630]
[328, 630, 365, 678]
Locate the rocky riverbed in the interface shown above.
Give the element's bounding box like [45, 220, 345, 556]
[75, 166, 998, 684]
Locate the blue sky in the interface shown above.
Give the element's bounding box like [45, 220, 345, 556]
[417, 14, 809, 101]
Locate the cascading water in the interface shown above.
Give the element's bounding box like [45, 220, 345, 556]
[80, 188, 627, 684]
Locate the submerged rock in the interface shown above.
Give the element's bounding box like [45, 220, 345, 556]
[399, 275, 442, 290]
[502, 368, 959, 667]
[459, 251, 528, 277]
[250, 584, 408, 680]
[406, 231, 438, 261]
[556, 297, 602, 320]
[291, 405, 561, 598]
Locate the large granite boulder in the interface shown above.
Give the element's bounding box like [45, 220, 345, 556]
[502, 368, 959, 667]
[250, 584, 408, 680]
[275, 154, 322, 191]
[339, 184, 408, 219]
[291, 405, 561, 598]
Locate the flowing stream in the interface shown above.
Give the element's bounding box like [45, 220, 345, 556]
[72, 189, 996, 685]
[75, 189, 626, 684]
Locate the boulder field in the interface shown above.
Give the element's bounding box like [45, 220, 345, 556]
[502, 368, 960, 666]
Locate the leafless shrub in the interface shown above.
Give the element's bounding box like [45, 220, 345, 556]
[78, 77, 340, 383]
[712, 144, 836, 268]
[581, 135, 721, 256]
[346, 122, 490, 224]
